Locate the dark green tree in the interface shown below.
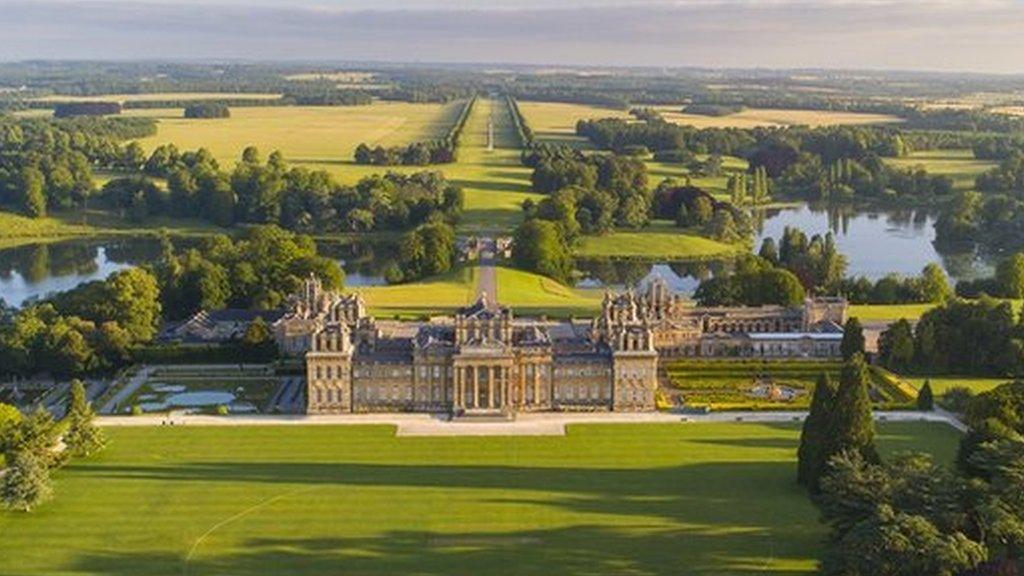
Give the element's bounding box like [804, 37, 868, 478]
[821, 505, 985, 576]
[63, 379, 105, 457]
[758, 237, 779, 265]
[827, 354, 879, 466]
[0, 450, 52, 512]
[19, 166, 47, 218]
[797, 373, 837, 489]
[878, 319, 915, 372]
[996, 252, 1024, 299]
[512, 219, 573, 284]
[917, 380, 935, 412]
[841, 317, 866, 361]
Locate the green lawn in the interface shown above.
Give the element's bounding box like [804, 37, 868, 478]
[516, 101, 634, 149]
[576, 221, 743, 260]
[0, 422, 959, 576]
[0, 210, 228, 250]
[850, 299, 1024, 323]
[848, 303, 939, 322]
[494, 266, 603, 317]
[445, 98, 543, 234]
[903, 376, 1010, 396]
[885, 149, 996, 192]
[354, 266, 479, 319]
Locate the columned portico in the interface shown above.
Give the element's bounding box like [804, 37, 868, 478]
[452, 359, 514, 411]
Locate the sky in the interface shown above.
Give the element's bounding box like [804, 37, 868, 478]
[2, 0, 1024, 73]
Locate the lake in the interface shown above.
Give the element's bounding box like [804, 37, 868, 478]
[753, 204, 993, 281]
[0, 205, 996, 306]
[0, 238, 396, 308]
[575, 203, 994, 293]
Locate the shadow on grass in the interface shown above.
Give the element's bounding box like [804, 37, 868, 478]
[75, 459, 820, 548]
[70, 524, 817, 576]
[452, 176, 532, 194]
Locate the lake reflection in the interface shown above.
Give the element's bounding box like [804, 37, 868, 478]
[576, 260, 727, 295]
[574, 203, 995, 292]
[753, 204, 992, 281]
[0, 238, 397, 308]
[0, 241, 157, 307]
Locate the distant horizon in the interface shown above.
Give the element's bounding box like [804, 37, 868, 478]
[1, 58, 1023, 80]
[2, 0, 1023, 74]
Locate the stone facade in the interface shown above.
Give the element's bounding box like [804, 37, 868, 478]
[275, 276, 847, 415]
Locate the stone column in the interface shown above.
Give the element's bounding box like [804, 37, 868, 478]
[487, 366, 495, 409]
[472, 365, 479, 409]
[533, 367, 541, 407]
[454, 366, 462, 408]
[519, 365, 526, 407]
[503, 366, 510, 409]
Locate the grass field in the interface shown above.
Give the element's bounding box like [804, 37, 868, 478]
[354, 266, 479, 319]
[654, 106, 902, 129]
[576, 221, 744, 260]
[131, 102, 464, 181]
[848, 303, 938, 322]
[850, 299, 1023, 323]
[0, 210, 226, 250]
[0, 422, 960, 576]
[32, 93, 284, 104]
[516, 101, 634, 149]
[903, 375, 1010, 395]
[885, 149, 996, 191]
[444, 98, 543, 234]
[494, 266, 603, 317]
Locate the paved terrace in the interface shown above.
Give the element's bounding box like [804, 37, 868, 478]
[96, 409, 966, 436]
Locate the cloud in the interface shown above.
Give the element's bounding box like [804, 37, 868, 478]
[0, 0, 1022, 73]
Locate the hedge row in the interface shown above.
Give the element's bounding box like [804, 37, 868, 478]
[506, 95, 534, 147]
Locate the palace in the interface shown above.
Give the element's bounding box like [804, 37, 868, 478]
[271, 276, 847, 415]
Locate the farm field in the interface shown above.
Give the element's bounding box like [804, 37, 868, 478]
[575, 221, 743, 260]
[130, 102, 465, 181]
[516, 101, 634, 149]
[653, 106, 903, 129]
[33, 92, 283, 103]
[0, 422, 960, 576]
[885, 149, 996, 191]
[494, 266, 603, 317]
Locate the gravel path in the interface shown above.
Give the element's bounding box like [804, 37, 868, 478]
[98, 366, 153, 415]
[475, 237, 498, 304]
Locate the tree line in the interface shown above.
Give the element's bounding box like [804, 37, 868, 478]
[576, 116, 957, 204]
[104, 145, 463, 233]
[183, 103, 230, 119]
[0, 116, 157, 217]
[799, 370, 1024, 575]
[0, 226, 342, 379]
[352, 96, 475, 166]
